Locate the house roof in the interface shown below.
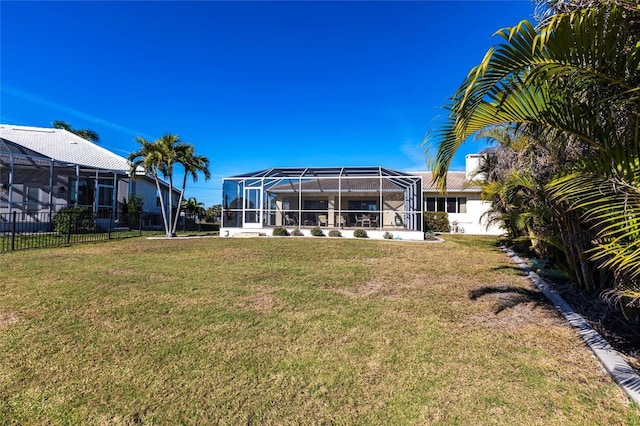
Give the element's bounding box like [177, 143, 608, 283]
[414, 171, 481, 192]
[0, 138, 59, 168]
[0, 124, 131, 172]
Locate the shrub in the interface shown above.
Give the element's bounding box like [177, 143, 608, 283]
[383, 231, 393, 239]
[310, 226, 324, 237]
[423, 211, 450, 233]
[122, 195, 144, 221]
[290, 229, 304, 236]
[54, 206, 96, 234]
[353, 229, 368, 238]
[272, 227, 289, 236]
[328, 230, 342, 237]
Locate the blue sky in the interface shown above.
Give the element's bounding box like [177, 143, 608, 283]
[1, 1, 534, 207]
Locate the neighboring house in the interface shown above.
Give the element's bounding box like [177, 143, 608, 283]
[220, 155, 503, 240]
[0, 124, 178, 231]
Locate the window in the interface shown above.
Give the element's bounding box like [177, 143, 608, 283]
[424, 197, 467, 213]
[347, 200, 378, 211]
[304, 200, 328, 211]
[426, 197, 435, 211]
[446, 198, 456, 213]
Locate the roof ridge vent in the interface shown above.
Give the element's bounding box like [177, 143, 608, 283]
[13, 128, 55, 133]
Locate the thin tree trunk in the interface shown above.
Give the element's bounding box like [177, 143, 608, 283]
[551, 200, 598, 290]
[153, 173, 170, 236]
[171, 175, 188, 235]
[167, 176, 174, 237]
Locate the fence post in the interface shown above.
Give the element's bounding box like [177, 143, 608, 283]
[139, 213, 143, 236]
[10, 211, 16, 251]
[66, 211, 72, 244]
[108, 210, 112, 239]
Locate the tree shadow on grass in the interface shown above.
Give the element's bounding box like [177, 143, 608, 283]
[469, 285, 552, 314]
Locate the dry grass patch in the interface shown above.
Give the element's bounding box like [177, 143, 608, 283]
[0, 311, 20, 329]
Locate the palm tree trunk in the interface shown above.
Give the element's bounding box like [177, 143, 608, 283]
[153, 173, 170, 236]
[551, 201, 599, 291]
[167, 177, 175, 237]
[171, 175, 188, 235]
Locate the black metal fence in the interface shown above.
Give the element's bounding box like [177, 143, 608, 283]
[0, 210, 161, 253]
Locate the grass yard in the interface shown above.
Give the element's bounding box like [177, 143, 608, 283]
[1, 235, 639, 424]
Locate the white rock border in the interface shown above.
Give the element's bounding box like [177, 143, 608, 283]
[503, 247, 640, 404]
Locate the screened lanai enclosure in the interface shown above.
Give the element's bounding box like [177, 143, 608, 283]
[221, 167, 424, 240]
[0, 138, 130, 233]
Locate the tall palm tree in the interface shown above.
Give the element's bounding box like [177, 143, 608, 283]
[52, 120, 100, 143]
[170, 145, 211, 235]
[151, 134, 190, 236]
[431, 2, 640, 295]
[128, 136, 172, 236]
[128, 134, 189, 237]
[129, 134, 210, 237]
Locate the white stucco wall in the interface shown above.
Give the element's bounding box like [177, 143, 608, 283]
[446, 197, 503, 235]
[424, 190, 504, 235]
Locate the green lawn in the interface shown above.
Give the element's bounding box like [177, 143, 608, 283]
[1, 235, 638, 424]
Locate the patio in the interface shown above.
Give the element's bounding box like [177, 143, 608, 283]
[221, 166, 424, 240]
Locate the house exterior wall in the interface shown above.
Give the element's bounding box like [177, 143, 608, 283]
[129, 176, 181, 229]
[446, 192, 500, 235]
[131, 177, 161, 215]
[423, 189, 503, 235]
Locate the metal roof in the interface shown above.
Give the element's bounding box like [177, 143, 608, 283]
[0, 124, 131, 172]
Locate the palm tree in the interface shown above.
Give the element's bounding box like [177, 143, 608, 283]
[182, 197, 206, 220]
[128, 136, 172, 236]
[431, 2, 640, 296]
[129, 134, 189, 237]
[151, 134, 191, 236]
[170, 145, 211, 235]
[472, 137, 560, 260]
[52, 120, 100, 143]
[129, 134, 210, 237]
